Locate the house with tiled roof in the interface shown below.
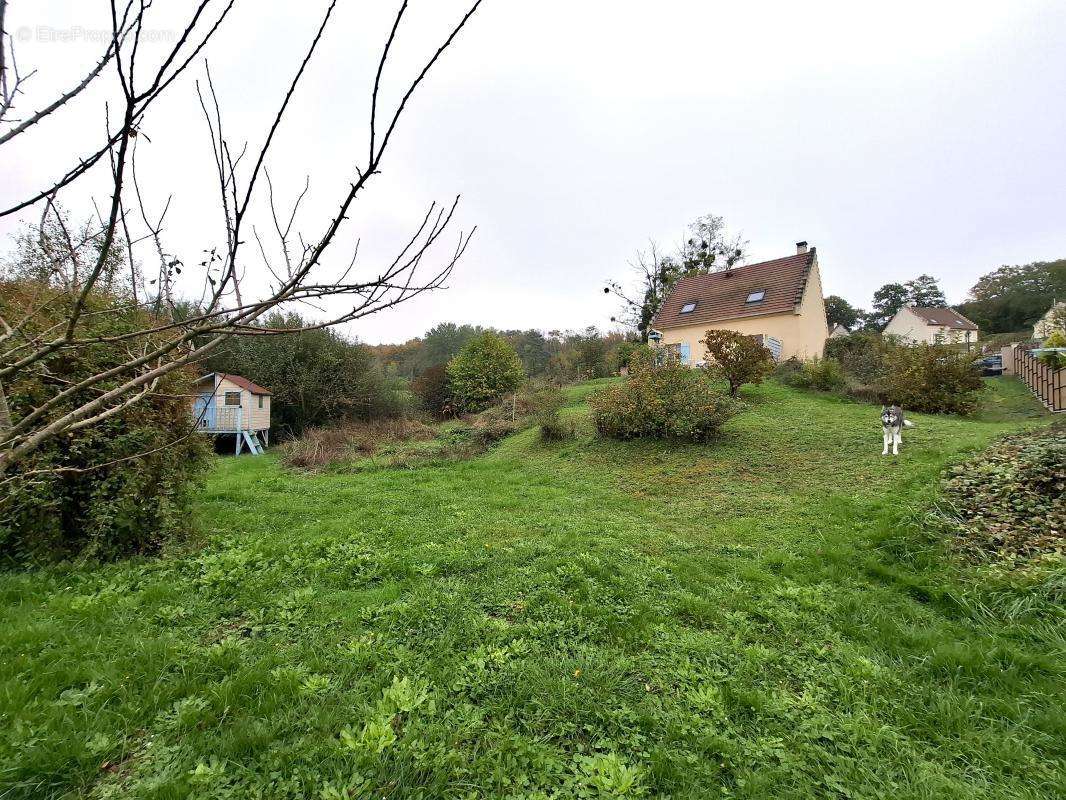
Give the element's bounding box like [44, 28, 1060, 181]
[884, 306, 978, 347]
[650, 241, 829, 363]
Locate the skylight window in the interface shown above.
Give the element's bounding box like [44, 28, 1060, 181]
[680, 301, 697, 314]
[746, 290, 766, 303]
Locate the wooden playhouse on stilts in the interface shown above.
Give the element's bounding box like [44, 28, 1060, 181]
[192, 373, 271, 455]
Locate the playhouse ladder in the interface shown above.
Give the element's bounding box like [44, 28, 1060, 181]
[241, 430, 264, 455]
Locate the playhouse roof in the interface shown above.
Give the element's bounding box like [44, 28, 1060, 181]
[198, 372, 272, 395]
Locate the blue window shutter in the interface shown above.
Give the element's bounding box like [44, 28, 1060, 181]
[680, 342, 691, 364]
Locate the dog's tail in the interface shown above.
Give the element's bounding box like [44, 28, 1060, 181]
[903, 420, 916, 428]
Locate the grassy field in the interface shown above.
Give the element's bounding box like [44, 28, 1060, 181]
[1, 378, 1062, 799]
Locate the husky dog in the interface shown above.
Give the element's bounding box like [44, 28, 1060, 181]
[881, 405, 914, 455]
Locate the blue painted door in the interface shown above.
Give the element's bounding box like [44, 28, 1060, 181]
[193, 392, 215, 429]
[680, 342, 691, 364]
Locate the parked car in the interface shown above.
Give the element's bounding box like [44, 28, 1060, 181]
[973, 354, 1003, 376]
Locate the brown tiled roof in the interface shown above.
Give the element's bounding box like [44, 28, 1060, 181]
[653, 250, 815, 329]
[906, 307, 978, 330]
[198, 372, 272, 395]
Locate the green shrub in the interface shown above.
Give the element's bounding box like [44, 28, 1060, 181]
[783, 357, 846, 391]
[824, 332, 888, 383]
[611, 341, 650, 374]
[530, 385, 571, 441]
[446, 333, 525, 413]
[939, 424, 1064, 562]
[772, 357, 803, 382]
[879, 344, 985, 414]
[1038, 331, 1066, 370]
[1043, 330, 1066, 348]
[411, 365, 451, 417]
[1, 282, 211, 560]
[814, 359, 846, 391]
[702, 330, 774, 397]
[589, 352, 733, 442]
[818, 335, 985, 414]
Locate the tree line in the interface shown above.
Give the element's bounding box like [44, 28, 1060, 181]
[373, 323, 632, 382]
[203, 318, 636, 431]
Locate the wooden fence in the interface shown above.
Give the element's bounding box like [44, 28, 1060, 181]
[1013, 347, 1065, 412]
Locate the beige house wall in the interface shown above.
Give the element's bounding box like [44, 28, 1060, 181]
[657, 259, 829, 362]
[249, 394, 271, 431]
[884, 308, 977, 345]
[883, 308, 927, 342]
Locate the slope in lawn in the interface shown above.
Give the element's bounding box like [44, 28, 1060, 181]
[0, 379, 1061, 799]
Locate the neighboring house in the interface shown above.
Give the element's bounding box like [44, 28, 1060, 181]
[829, 324, 851, 338]
[1033, 301, 1066, 340]
[192, 373, 272, 454]
[650, 241, 829, 363]
[884, 306, 978, 346]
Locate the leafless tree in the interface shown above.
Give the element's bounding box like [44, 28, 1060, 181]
[605, 240, 673, 342]
[0, 0, 485, 473]
[605, 214, 747, 341]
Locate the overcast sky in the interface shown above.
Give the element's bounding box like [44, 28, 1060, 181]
[4, 1, 1065, 343]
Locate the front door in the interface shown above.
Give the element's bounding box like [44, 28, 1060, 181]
[193, 392, 215, 429]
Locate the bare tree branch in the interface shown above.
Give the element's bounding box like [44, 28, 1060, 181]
[0, 2, 130, 145]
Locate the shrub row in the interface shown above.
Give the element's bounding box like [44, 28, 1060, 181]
[780, 334, 987, 415]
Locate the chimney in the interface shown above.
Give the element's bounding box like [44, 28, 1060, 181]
[796, 241, 809, 255]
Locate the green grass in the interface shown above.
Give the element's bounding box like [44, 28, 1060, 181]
[562, 376, 623, 406]
[1, 379, 1062, 799]
[970, 376, 1051, 422]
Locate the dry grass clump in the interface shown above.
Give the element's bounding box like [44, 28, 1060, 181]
[280, 419, 436, 470]
[280, 386, 566, 471]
